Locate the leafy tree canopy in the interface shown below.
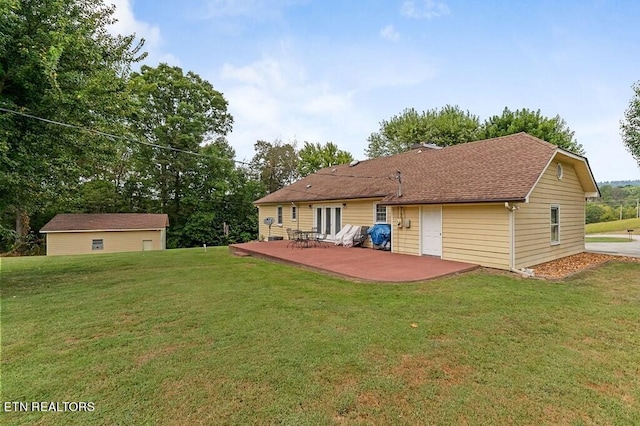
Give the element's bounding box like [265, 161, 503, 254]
[251, 139, 299, 194]
[621, 81, 640, 166]
[365, 105, 481, 157]
[0, 0, 145, 241]
[480, 107, 584, 155]
[366, 105, 585, 158]
[127, 64, 234, 246]
[298, 141, 353, 177]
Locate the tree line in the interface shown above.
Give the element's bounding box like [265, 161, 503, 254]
[586, 184, 640, 224]
[365, 105, 585, 157]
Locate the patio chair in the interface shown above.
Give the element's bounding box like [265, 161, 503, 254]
[334, 224, 354, 245]
[311, 227, 327, 247]
[286, 228, 301, 248]
[342, 225, 361, 247]
[352, 226, 370, 247]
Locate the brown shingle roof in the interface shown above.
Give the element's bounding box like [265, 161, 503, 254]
[40, 213, 169, 232]
[255, 133, 570, 205]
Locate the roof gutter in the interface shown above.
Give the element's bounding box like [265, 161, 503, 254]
[381, 197, 527, 206]
[40, 228, 166, 233]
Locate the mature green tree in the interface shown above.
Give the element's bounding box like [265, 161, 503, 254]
[621, 81, 640, 166]
[365, 105, 481, 157]
[250, 139, 299, 193]
[176, 139, 258, 248]
[127, 63, 233, 244]
[480, 107, 584, 155]
[297, 141, 353, 177]
[0, 0, 144, 251]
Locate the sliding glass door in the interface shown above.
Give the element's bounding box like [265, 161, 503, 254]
[315, 206, 342, 239]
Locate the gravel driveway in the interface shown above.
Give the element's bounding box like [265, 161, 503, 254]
[586, 234, 640, 258]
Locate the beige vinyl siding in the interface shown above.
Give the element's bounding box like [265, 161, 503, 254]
[515, 161, 586, 269]
[342, 200, 378, 226]
[391, 206, 420, 255]
[258, 204, 308, 240]
[442, 205, 510, 269]
[258, 200, 380, 244]
[46, 230, 163, 256]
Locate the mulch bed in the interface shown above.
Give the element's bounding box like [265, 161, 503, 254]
[531, 252, 640, 280]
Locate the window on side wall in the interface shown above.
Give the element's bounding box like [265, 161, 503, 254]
[291, 206, 297, 221]
[550, 205, 560, 245]
[277, 206, 283, 225]
[92, 239, 104, 251]
[375, 204, 387, 223]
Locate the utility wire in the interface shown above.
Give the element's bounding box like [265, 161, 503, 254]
[1, 105, 398, 182]
[0, 106, 252, 166]
[314, 171, 396, 180]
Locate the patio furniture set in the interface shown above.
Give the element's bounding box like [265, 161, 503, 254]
[285, 225, 372, 249]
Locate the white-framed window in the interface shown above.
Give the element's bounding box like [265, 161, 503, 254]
[375, 204, 388, 223]
[291, 206, 297, 221]
[550, 204, 560, 245]
[92, 239, 104, 251]
[277, 206, 283, 225]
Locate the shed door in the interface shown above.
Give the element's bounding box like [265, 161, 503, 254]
[142, 240, 153, 251]
[421, 206, 442, 256]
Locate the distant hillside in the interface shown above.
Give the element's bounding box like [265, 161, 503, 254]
[598, 180, 640, 187]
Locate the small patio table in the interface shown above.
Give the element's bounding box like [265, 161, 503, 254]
[293, 230, 316, 248]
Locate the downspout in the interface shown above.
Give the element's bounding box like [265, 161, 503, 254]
[505, 202, 530, 276]
[508, 204, 515, 271]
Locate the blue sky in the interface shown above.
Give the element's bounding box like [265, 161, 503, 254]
[109, 0, 640, 181]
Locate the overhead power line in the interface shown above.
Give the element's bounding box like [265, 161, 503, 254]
[1, 105, 398, 183]
[0, 106, 252, 166]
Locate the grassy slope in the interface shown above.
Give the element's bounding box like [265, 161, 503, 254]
[586, 217, 640, 234]
[2, 248, 640, 425]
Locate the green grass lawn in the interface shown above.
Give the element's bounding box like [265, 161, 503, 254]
[2, 248, 640, 425]
[585, 237, 632, 243]
[586, 217, 640, 234]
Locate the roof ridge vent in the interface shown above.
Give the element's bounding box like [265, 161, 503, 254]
[422, 143, 441, 150]
[349, 159, 360, 167]
[411, 142, 442, 150]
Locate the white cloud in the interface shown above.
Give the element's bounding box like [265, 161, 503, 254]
[218, 54, 357, 161]
[380, 25, 400, 42]
[107, 0, 179, 66]
[401, 0, 451, 19]
[215, 40, 441, 161]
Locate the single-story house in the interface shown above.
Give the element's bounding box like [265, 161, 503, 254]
[254, 133, 599, 272]
[40, 213, 169, 256]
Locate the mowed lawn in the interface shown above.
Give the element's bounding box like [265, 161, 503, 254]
[2, 248, 640, 425]
[586, 217, 640, 234]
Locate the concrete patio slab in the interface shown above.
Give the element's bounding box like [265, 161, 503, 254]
[229, 240, 479, 283]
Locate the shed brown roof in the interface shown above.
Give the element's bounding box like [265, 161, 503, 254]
[255, 133, 596, 205]
[40, 213, 169, 233]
